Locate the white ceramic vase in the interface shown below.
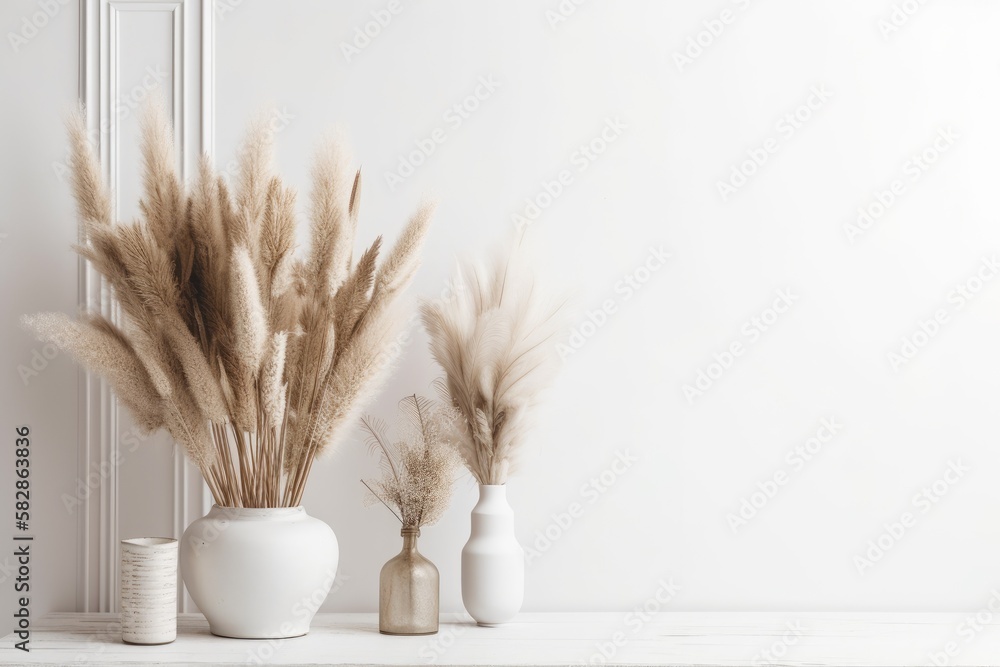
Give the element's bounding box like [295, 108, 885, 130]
[180, 505, 338, 639]
[461, 484, 524, 626]
[120, 537, 178, 645]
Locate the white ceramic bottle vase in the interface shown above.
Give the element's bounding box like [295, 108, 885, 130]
[120, 537, 178, 645]
[461, 484, 524, 625]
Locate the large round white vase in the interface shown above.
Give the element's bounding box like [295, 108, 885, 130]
[180, 505, 339, 639]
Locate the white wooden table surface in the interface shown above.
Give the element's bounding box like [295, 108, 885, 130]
[2, 612, 1000, 666]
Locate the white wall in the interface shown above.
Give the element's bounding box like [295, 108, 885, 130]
[3, 0, 1000, 619]
[1, 0, 83, 624]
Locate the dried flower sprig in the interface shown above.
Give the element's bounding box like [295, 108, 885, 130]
[22, 102, 432, 507]
[361, 395, 460, 528]
[419, 240, 565, 485]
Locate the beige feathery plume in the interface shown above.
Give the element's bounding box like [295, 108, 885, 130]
[192, 156, 227, 254]
[306, 134, 354, 293]
[345, 202, 434, 353]
[270, 288, 301, 334]
[420, 239, 566, 485]
[188, 155, 232, 359]
[347, 168, 362, 243]
[138, 100, 183, 252]
[217, 175, 240, 251]
[111, 224, 225, 420]
[307, 296, 407, 459]
[281, 304, 336, 477]
[259, 176, 297, 307]
[162, 316, 229, 422]
[229, 245, 267, 431]
[299, 212, 436, 467]
[230, 246, 267, 373]
[231, 115, 273, 253]
[423, 308, 508, 480]
[121, 321, 175, 400]
[162, 377, 217, 470]
[260, 331, 288, 427]
[21, 313, 164, 432]
[78, 223, 180, 400]
[367, 200, 435, 314]
[333, 236, 380, 359]
[113, 222, 180, 314]
[66, 105, 112, 236]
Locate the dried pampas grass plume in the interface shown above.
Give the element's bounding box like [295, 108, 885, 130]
[21, 312, 165, 434]
[138, 97, 183, 252]
[67, 105, 111, 235]
[23, 101, 433, 507]
[307, 132, 355, 293]
[420, 237, 566, 485]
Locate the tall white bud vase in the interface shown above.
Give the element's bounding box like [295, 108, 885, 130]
[461, 484, 524, 625]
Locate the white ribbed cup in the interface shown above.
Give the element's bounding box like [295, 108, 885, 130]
[120, 537, 178, 645]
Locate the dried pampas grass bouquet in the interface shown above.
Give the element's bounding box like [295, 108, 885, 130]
[419, 239, 565, 485]
[22, 103, 433, 508]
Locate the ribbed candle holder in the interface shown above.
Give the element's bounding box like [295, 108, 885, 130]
[120, 537, 178, 645]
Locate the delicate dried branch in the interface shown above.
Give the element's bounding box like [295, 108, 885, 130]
[361, 395, 460, 528]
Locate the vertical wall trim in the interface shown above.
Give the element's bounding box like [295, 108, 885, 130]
[77, 0, 214, 614]
[76, 0, 97, 615]
[200, 0, 214, 160]
[77, 0, 119, 615]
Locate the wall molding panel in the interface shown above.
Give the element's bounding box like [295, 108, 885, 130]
[77, 0, 214, 613]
